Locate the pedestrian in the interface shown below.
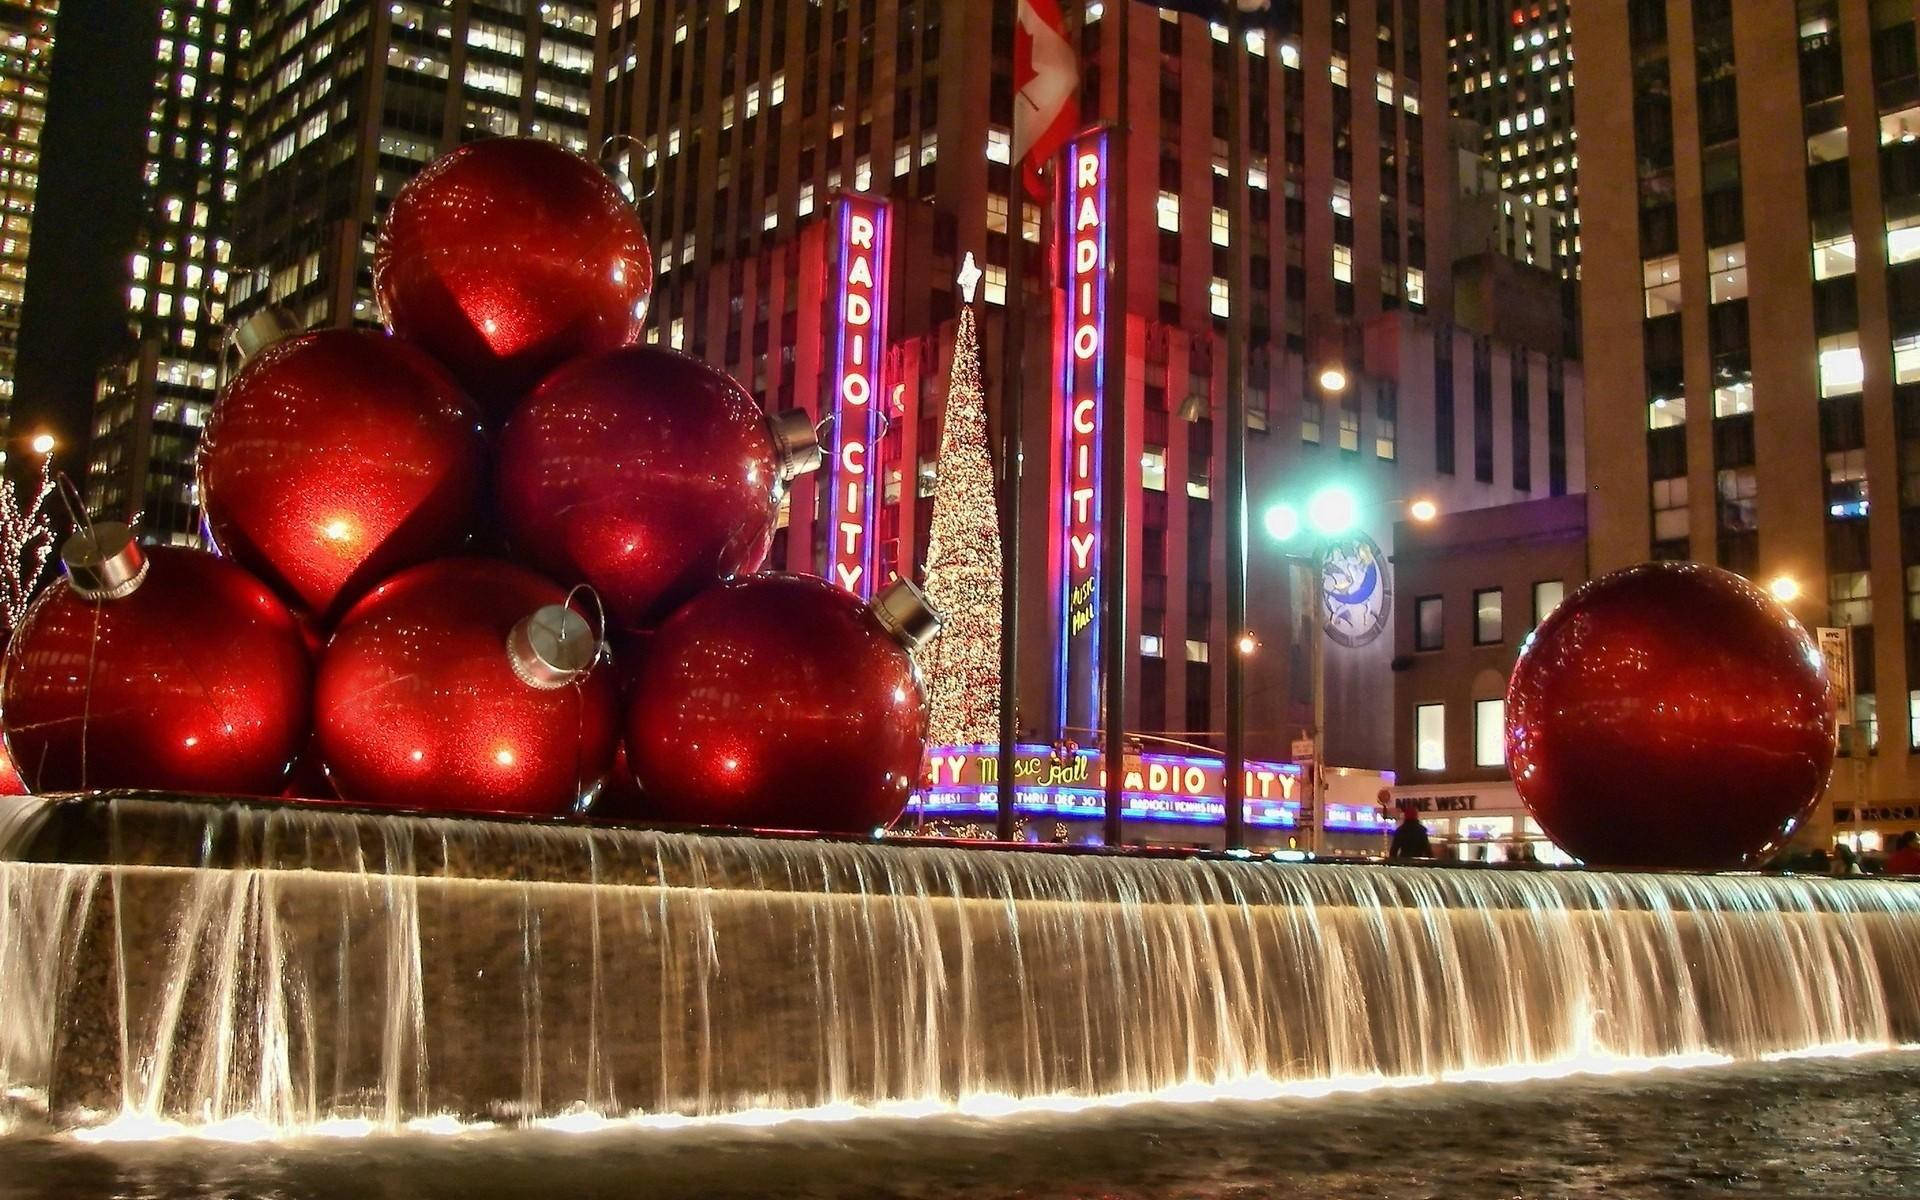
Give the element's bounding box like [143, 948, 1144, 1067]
[1831, 843, 1865, 878]
[1884, 830, 1920, 876]
[1389, 801, 1431, 860]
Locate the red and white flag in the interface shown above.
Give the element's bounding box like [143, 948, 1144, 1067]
[1013, 0, 1078, 200]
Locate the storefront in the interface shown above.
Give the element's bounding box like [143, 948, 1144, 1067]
[1388, 781, 1575, 865]
[913, 744, 1394, 852]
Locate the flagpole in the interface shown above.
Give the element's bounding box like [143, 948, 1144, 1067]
[1100, 2, 1130, 849]
[1223, 3, 1250, 852]
[997, 176, 1027, 842]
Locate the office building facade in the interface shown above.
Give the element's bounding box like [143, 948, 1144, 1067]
[0, 0, 55, 428]
[607, 0, 1583, 799]
[1579, 0, 1920, 846]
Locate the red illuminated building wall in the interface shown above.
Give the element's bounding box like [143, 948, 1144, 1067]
[604, 0, 1584, 770]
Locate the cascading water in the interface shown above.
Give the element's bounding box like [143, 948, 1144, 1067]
[0, 794, 1916, 1138]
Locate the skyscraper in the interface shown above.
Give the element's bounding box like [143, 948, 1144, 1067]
[1445, 0, 1576, 276]
[0, 0, 56, 424]
[86, 0, 247, 542]
[1578, 0, 1920, 846]
[605, 0, 1582, 818]
[228, 0, 605, 334]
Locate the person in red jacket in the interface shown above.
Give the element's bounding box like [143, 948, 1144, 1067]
[1884, 830, 1920, 876]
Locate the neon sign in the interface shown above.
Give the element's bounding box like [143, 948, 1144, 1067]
[914, 745, 1391, 832]
[1056, 131, 1108, 734]
[827, 195, 892, 597]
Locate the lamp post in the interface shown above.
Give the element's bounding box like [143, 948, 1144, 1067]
[1263, 484, 1437, 856]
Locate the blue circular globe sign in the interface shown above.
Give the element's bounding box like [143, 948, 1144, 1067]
[1321, 533, 1391, 649]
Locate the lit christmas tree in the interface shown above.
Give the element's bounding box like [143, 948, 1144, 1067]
[921, 253, 1003, 746]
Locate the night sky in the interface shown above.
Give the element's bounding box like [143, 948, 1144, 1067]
[11, 0, 155, 486]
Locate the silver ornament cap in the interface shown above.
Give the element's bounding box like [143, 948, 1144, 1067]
[233, 306, 302, 362]
[507, 604, 598, 690]
[767, 409, 823, 482]
[61, 522, 148, 601]
[871, 578, 942, 653]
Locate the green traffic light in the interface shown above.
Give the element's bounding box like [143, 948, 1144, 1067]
[1263, 502, 1301, 542]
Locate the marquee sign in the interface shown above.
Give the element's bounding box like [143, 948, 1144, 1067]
[1057, 131, 1109, 734]
[826, 194, 892, 597]
[921, 744, 1304, 828]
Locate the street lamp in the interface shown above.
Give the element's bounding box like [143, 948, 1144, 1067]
[29, 432, 54, 456]
[1261, 489, 1437, 857]
[1768, 575, 1802, 604]
[1317, 365, 1349, 394]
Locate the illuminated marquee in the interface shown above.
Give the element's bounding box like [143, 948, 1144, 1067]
[910, 745, 1412, 831]
[826, 195, 892, 597]
[1056, 131, 1108, 734]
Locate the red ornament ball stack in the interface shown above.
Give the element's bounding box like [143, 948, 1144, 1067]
[1506, 561, 1837, 870]
[313, 558, 618, 817]
[199, 326, 486, 622]
[374, 137, 654, 420]
[496, 345, 821, 632]
[623, 574, 938, 834]
[3, 526, 312, 796]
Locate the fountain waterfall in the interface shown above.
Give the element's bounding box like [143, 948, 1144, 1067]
[1, 794, 1916, 1137]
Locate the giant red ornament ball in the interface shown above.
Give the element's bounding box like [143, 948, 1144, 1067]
[624, 574, 936, 833]
[200, 328, 486, 622]
[1506, 561, 1836, 870]
[314, 558, 618, 817]
[374, 137, 654, 419]
[496, 346, 818, 632]
[2, 531, 312, 796]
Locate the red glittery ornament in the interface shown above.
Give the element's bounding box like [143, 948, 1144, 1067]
[1506, 561, 1836, 870]
[1, 529, 312, 796]
[626, 574, 940, 833]
[374, 137, 654, 419]
[0, 737, 27, 796]
[200, 328, 486, 623]
[496, 346, 820, 631]
[314, 558, 618, 817]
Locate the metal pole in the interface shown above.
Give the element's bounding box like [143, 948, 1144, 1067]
[1222, 5, 1250, 852]
[996, 175, 1027, 842]
[1101, 4, 1131, 849]
[1309, 549, 1326, 856]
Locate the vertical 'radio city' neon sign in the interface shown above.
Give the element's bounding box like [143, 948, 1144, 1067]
[1057, 132, 1107, 735]
[827, 194, 892, 597]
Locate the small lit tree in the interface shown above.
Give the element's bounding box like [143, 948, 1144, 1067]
[0, 453, 57, 634]
[921, 254, 1002, 747]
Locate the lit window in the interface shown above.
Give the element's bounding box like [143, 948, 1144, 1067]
[1337, 408, 1359, 452]
[1473, 588, 1503, 645]
[1717, 466, 1759, 530]
[1532, 580, 1564, 626]
[1375, 69, 1394, 104]
[1330, 54, 1348, 87]
[1474, 699, 1506, 767]
[1186, 639, 1210, 663]
[986, 126, 1011, 164]
[1652, 476, 1690, 541]
[1820, 333, 1866, 398]
[1898, 334, 1920, 385]
[1209, 276, 1229, 317]
[1405, 267, 1425, 307]
[1813, 233, 1857, 280]
[1245, 28, 1266, 55]
[986, 192, 1008, 234]
[1156, 190, 1180, 232]
[1331, 179, 1352, 217]
[1415, 704, 1445, 771]
[669, 317, 685, 349]
[1280, 39, 1301, 69]
[1708, 243, 1746, 304]
[1332, 245, 1353, 283]
[894, 140, 911, 176]
[1642, 254, 1681, 317]
[1210, 206, 1229, 246]
[1826, 448, 1868, 519]
[1141, 634, 1163, 656]
[798, 182, 815, 216]
[1713, 376, 1753, 418]
[1648, 391, 1686, 429]
[1881, 104, 1920, 146]
[1141, 446, 1167, 491]
[1414, 596, 1443, 651]
[984, 264, 1007, 306]
[1890, 214, 1920, 264]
